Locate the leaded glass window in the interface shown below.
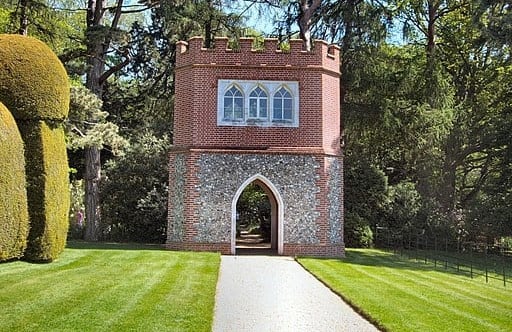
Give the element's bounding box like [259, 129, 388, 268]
[248, 87, 268, 119]
[224, 86, 244, 120]
[273, 88, 293, 121]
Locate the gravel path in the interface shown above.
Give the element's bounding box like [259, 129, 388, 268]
[212, 255, 379, 332]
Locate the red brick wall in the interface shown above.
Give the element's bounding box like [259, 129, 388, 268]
[322, 74, 341, 155]
[174, 37, 341, 155]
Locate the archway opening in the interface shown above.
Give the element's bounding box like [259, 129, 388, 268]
[235, 180, 278, 254]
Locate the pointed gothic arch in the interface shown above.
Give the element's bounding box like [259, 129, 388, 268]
[231, 174, 284, 255]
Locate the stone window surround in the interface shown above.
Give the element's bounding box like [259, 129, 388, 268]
[217, 79, 300, 128]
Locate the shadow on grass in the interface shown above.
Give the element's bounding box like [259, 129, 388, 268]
[299, 249, 511, 331]
[306, 248, 511, 286]
[338, 249, 424, 269]
[66, 240, 167, 251]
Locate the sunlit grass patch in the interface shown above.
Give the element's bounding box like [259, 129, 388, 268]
[299, 249, 512, 332]
[0, 242, 220, 332]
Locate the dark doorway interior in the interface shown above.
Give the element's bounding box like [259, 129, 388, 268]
[236, 181, 277, 254]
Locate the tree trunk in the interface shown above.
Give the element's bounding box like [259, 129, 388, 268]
[438, 127, 464, 235]
[425, 0, 440, 107]
[84, 146, 101, 240]
[298, 0, 322, 51]
[18, 0, 28, 35]
[426, 0, 437, 60]
[83, 0, 128, 240]
[84, 0, 107, 240]
[204, 0, 214, 48]
[340, 0, 358, 144]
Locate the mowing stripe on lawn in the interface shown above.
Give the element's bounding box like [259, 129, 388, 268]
[347, 261, 500, 331]
[0, 244, 220, 332]
[374, 263, 509, 330]
[403, 267, 512, 309]
[299, 249, 512, 332]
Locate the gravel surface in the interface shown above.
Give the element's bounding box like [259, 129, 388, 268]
[212, 255, 379, 332]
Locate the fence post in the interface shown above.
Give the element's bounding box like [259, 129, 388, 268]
[416, 236, 419, 262]
[425, 237, 428, 264]
[470, 244, 473, 279]
[503, 249, 507, 287]
[485, 244, 489, 283]
[503, 261, 506, 287]
[444, 237, 448, 269]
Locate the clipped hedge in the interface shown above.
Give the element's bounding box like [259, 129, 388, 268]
[0, 34, 70, 262]
[0, 34, 69, 120]
[18, 121, 70, 262]
[0, 102, 29, 261]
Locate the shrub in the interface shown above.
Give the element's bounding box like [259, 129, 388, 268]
[101, 134, 170, 243]
[344, 158, 388, 229]
[384, 181, 422, 237]
[68, 180, 85, 240]
[344, 212, 374, 248]
[0, 34, 70, 262]
[0, 34, 69, 120]
[17, 121, 70, 262]
[0, 102, 29, 261]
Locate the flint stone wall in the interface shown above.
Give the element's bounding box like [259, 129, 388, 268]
[168, 154, 186, 242]
[195, 153, 320, 244]
[168, 151, 344, 247]
[327, 156, 343, 244]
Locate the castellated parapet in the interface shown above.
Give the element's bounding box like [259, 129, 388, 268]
[167, 36, 344, 257]
[176, 37, 340, 74]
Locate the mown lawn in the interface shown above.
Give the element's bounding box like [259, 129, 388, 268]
[0, 242, 220, 332]
[299, 249, 512, 332]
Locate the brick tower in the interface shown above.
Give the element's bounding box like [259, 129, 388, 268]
[167, 37, 344, 257]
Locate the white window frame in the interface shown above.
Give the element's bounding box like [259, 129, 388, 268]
[248, 86, 268, 120]
[217, 79, 299, 127]
[223, 85, 244, 121]
[272, 86, 294, 122]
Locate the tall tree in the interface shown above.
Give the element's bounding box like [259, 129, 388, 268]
[83, 0, 150, 240]
[3, 0, 82, 45]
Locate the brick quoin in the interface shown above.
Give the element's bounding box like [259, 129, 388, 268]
[167, 36, 344, 257]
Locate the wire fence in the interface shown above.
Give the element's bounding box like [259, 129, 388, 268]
[375, 231, 512, 287]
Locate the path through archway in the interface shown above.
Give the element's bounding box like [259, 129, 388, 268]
[231, 175, 283, 255]
[236, 182, 272, 250]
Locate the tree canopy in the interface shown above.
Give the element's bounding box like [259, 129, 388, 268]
[1, 0, 510, 246]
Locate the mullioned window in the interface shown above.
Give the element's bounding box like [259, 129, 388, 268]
[217, 80, 299, 127]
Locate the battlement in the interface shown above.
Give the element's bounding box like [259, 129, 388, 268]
[176, 36, 340, 73]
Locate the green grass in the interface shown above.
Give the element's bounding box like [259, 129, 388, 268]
[298, 249, 512, 332]
[0, 241, 220, 332]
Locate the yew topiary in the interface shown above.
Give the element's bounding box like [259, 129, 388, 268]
[17, 121, 70, 261]
[0, 34, 70, 262]
[0, 34, 69, 120]
[0, 102, 29, 261]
